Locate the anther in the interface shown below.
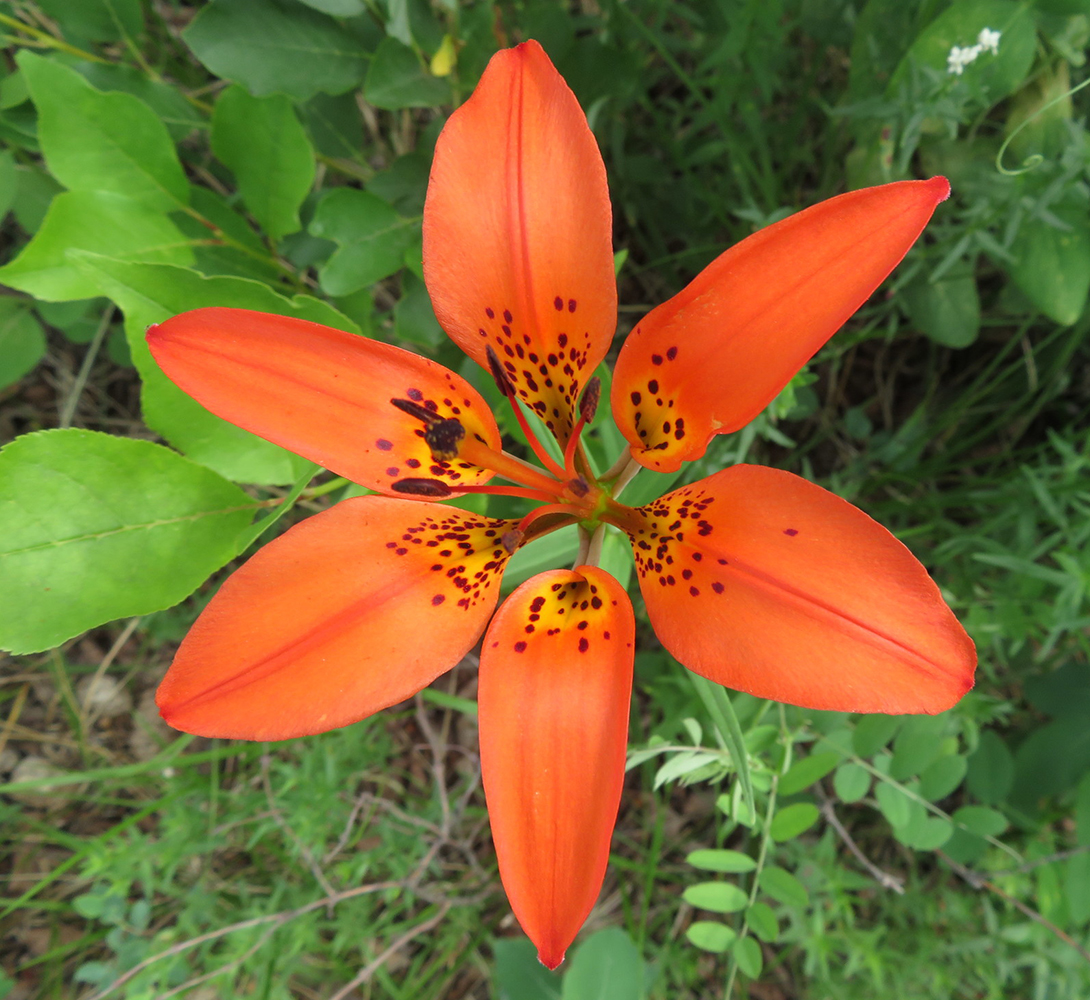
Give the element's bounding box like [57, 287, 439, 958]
[579, 377, 601, 423]
[485, 344, 516, 398]
[391, 397, 442, 424]
[391, 478, 453, 497]
[424, 418, 465, 460]
[501, 529, 524, 554]
[567, 475, 590, 498]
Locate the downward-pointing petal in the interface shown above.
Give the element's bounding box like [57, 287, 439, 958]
[157, 497, 517, 739]
[612, 179, 950, 472]
[147, 308, 502, 496]
[424, 41, 617, 446]
[478, 567, 635, 968]
[626, 466, 975, 713]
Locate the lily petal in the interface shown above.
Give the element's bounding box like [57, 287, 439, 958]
[612, 178, 951, 472]
[627, 465, 975, 713]
[147, 308, 502, 495]
[478, 567, 635, 969]
[157, 497, 517, 739]
[423, 40, 616, 446]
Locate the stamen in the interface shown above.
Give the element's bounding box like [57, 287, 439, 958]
[579, 377, 601, 423]
[391, 397, 442, 424]
[424, 418, 465, 460]
[486, 345, 567, 480]
[391, 478, 454, 497]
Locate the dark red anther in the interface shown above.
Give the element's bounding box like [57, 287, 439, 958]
[579, 377, 601, 423]
[501, 529, 524, 554]
[391, 397, 442, 424]
[485, 344, 516, 398]
[567, 475, 590, 498]
[424, 417, 465, 460]
[391, 478, 454, 497]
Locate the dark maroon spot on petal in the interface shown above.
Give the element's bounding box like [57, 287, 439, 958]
[784, 528, 799, 536]
[568, 299, 577, 312]
[407, 388, 423, 401]
[514, 641, 527, 653]
[712, 582, 725, 594]
[578, 637, 589, 652]
[376, 439, 393, 451]
[630, 391, 641, 406]
[666, 346, 678, 361]
[648, 379, 659, 394]
[386, 467, 399, 476]
[651, 354, 663, 365]
[604, 631, 611, 640]
[525, 625, 535, 633]
[554, 296, 563, 310]
[406, 458, 420, 469]
[503, 309, 513, 323]
[689, 586, 700, 597]
[718, 558, 729, 565]
[485, 307, 495, 318]
[432, 594, 446, 606]
[577, 620, 588, 630]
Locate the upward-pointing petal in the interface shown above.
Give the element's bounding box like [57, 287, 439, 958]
[612, 178, 951, 472]
[423, 40, 617, 447]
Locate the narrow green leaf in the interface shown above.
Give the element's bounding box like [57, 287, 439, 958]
[769, 802, 820, 842]
[683, 881, 749, 913]
[184, 0, 370, 101]
[688, 672, 755, 816]
[212, 85, 316, 240]
[686, 849, 757, 874]
[310, 188, 417, 296]
[685, 921, 737, 953]
[779, 751, 841, 795]
[0, 191, 193, 302]
[17, 51, 189, 212]
[0, 430, 255, 653]
[833, 762, 871, 803]
[745, 902, 779, 943]
[759, 866, 809, 909]
[733, 936, 763, 978]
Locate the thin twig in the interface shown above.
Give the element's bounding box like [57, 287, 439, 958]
[328, 904, 452, 1000]
[816, 788, 904, 894]
[989, 845, 1090, 877]
[938, 851, 1090, 965]
[59, 304, 115, 428]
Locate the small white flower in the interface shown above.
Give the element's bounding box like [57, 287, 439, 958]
[946, 28, 1000, 74]
[977, 28, 1001, 54]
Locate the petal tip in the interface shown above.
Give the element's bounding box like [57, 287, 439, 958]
[928, 175, 951, 203]
[538, 947, 565, 971]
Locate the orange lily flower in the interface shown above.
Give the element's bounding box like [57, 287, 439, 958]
[149, 41, 975, 969]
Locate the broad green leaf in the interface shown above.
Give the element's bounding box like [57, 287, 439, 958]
[852, 714, 902, 757]
[561, 927, 644, 1000]
[298, 0, 365, 13]
[769, 803, 820, 842]
[901, 816, 953, 851]
[745, 902, 779, 943]
[834, 762, 871, 803]
[889, 0, 1036, 105]
[394, 269, 445, 347]
[0, 191, 193, 301]
[1009, 203, 1090, 326]
[0, 149, 16, 219]
[492, 938, 561, 1000]
[686, 849, 757, 874]
[35, 0, 143, 41]
[364, 37, 451, 110]
[733, 936, 763, 978]
[903, 272, 981, 348]
[917, 753, 967, 801]
[70, 253, 356, 484]
[685, 921, 736, 953]
[184, 0, 369, 101]
[890, 713, 948, 780]
[211, 86, 316, 240]
[953, 804, 1008, 838]
[875, 782, 912, 828]
[966, 729, 1014, 804]
[889, 797, 930, 846]
[0, 299, 46, 389]
[74, 63, 204, 142]
[683, 882, 749, 913]
[759, 866, 809, 909]
[779, 751, 841, 795]
[0, 430, 254, 653]
[11, 165, 63, 233]
[310, 188, 418, 296]
[17, 52, 189, 212]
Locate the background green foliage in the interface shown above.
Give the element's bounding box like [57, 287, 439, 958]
[0, 0, 1088, 997]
